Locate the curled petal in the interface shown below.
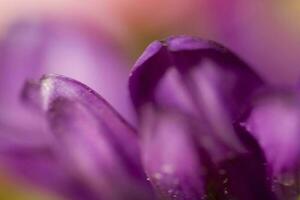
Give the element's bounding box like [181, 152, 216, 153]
[130, 41, 170, 110]
[0, 20, 135, 143]
[26, 74, 155, 200]
[130, 35, 266, 162]
[166, 36, 264, 115]
[130, 36, 264, 118]
[130, 36, 264, 151]
[130, 36, 274, 199]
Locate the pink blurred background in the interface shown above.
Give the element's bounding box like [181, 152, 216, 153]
[2, 0, 300, 84]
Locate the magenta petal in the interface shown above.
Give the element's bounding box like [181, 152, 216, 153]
[242, 88, 300, 199]
[31, 74, 155, 200]
[244, 88, 300, 174]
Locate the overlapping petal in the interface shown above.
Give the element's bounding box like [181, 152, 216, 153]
[23, 74, 156, 200]
[1, 23, 294, 200]
[142, 108, 206, 199]
[0, 20, 135, 146]
[241, 88, 300, 199]
[130, 36, 264, 124]
[130, 36, 266, 164]
[130, 36, 274, 199]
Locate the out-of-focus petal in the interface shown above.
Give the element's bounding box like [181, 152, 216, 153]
[244, 89, 300, 174]
[242, 88, 300, 199]
[140, 107, 275, 200]
[0, 146, 98, 200]
[27, 74, 155, 200]
[0, 20, 135, 139]
[142, 108, 206, 199]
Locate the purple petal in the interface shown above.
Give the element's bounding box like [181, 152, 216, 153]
[28, 74, 155, 200]
[243, 88, 300, 174]
[130, 36, 274, 199]
[130, 40, 170, 110]
[242, 88, 300, 199]
[140, 107, 275, 200]
[0, 20, 135, 139]
[130, 35, 264, 120]
[167, 36, 264, 116]
[166, 36, 216, 51]
[142, 109, 205, 199]
[219, 123, 276, 200]
[130, 35, 265, 166]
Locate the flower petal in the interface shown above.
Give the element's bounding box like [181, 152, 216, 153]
[242, 88, 300, 199]
[142, 109, 206, 199]
[130, 36, 273, 200]
[29, 74, 155, 200]
[141, 107, 275, 200]
[0, 20, 135, 144]
[130, 35, 265, 163]
[244, 89, 300, 173]
[130, 35, 264, 120]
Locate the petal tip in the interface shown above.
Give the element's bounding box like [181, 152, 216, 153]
[131, 40, 163, 73]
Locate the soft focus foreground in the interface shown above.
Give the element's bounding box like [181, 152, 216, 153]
[0, 19, 139, 199]
[1, 1, 300, 200]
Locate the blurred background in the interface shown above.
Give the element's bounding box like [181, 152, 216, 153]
[1, 0, 300, 199]
[1, 0, 300, 83]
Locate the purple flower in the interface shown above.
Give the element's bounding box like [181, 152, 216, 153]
[129, 36, 275, 200]
[1, 32, 299, 200]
